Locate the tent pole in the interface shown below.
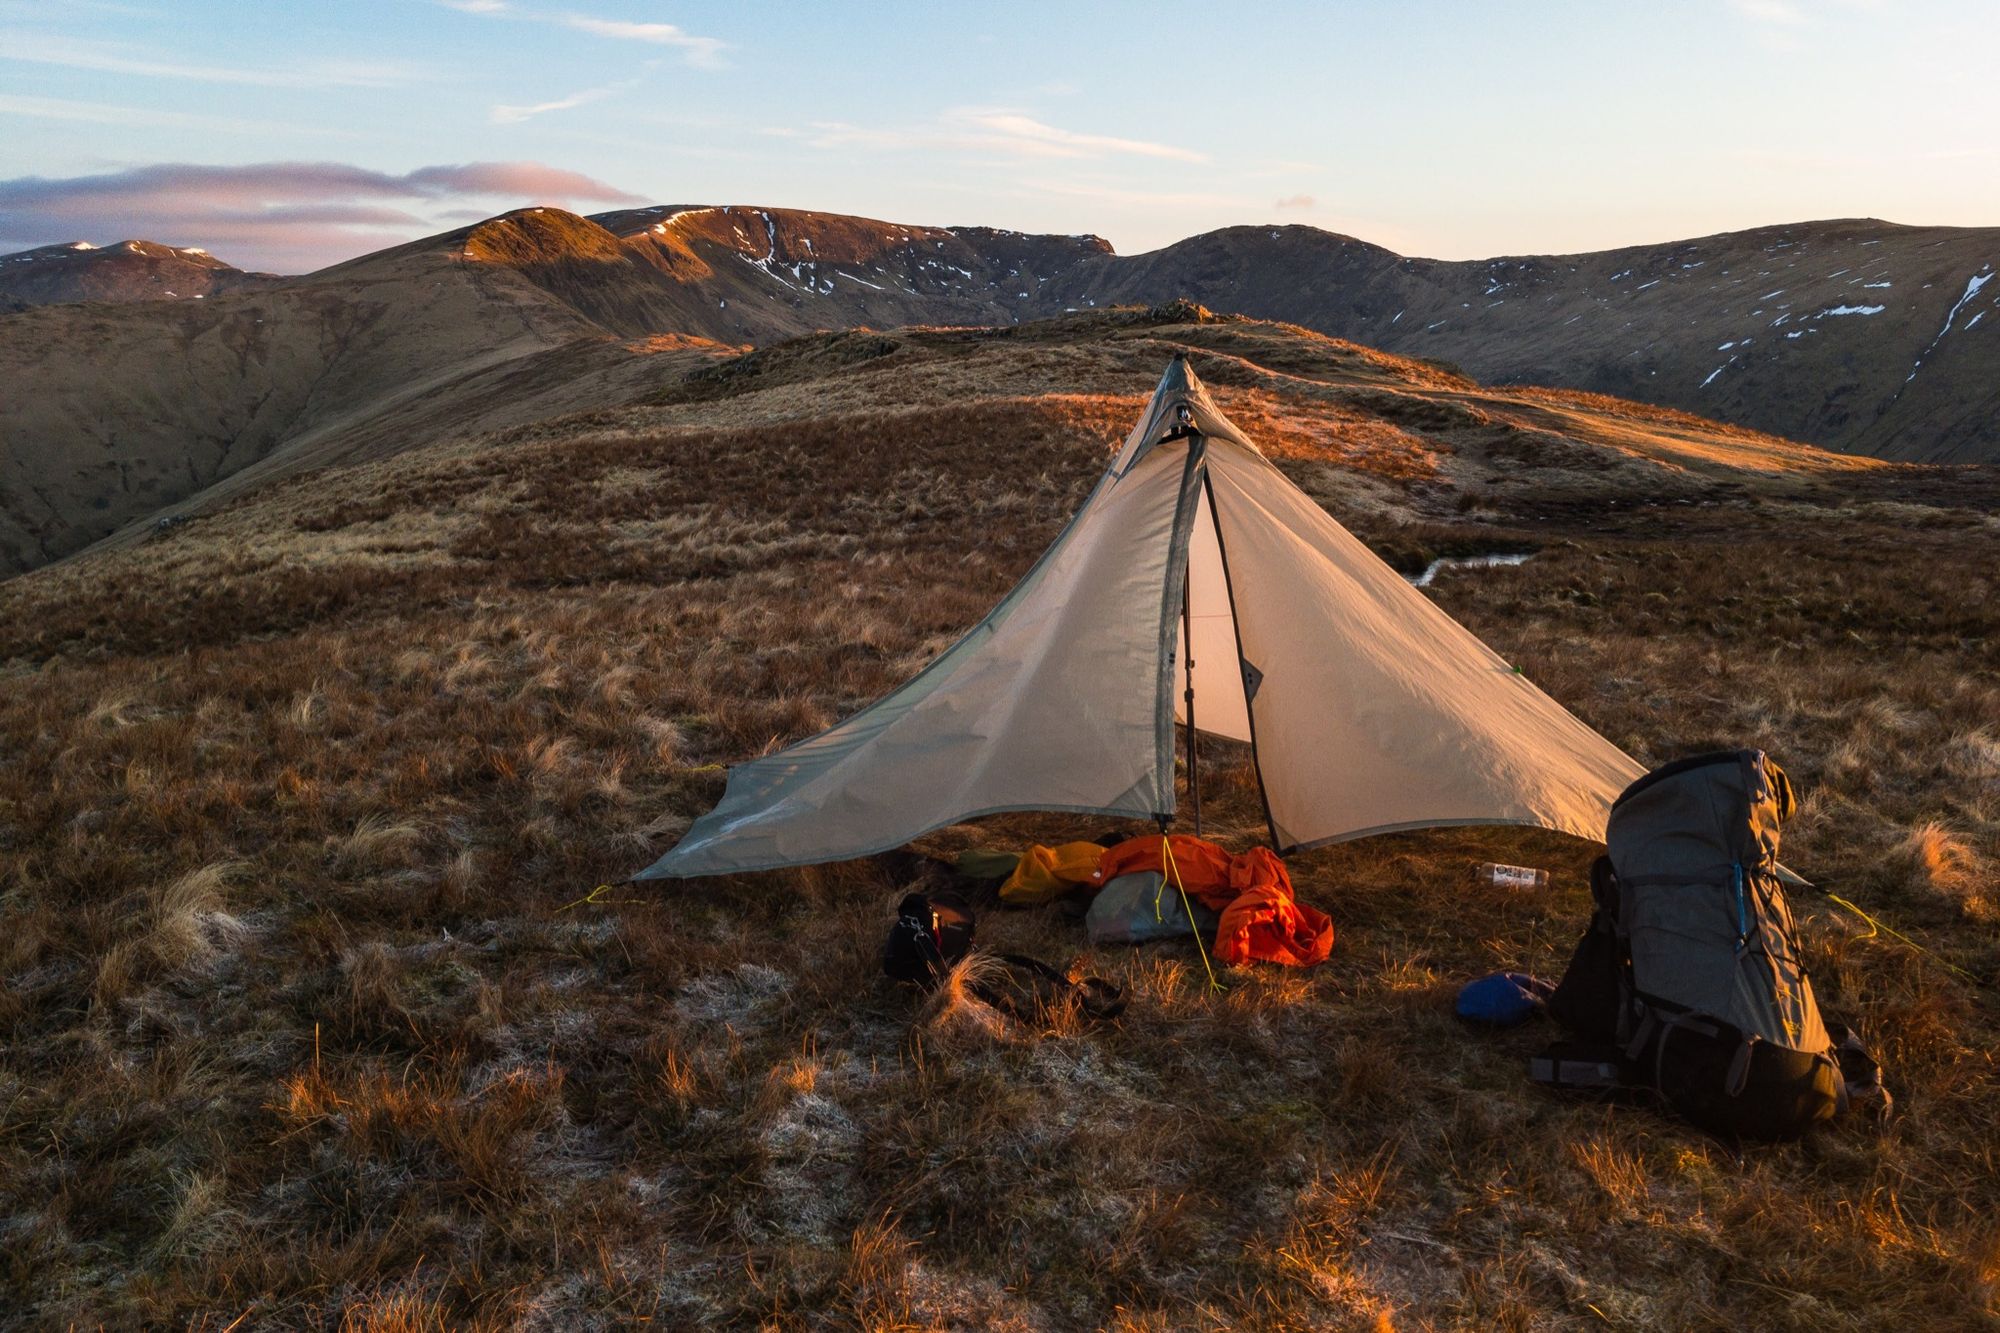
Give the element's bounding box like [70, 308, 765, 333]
[1182, 540, 1201, 837]
[1202, 471, 1285, 854]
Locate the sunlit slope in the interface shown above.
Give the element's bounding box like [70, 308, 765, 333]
[0, 226, 668, 574]
[3, 308, 1888, 650]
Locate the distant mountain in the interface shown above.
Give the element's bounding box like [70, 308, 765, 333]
[0, 239, 276, 310]
[1053, 219, 1999, 466]
[396, 203, 1116, 339]
[415, 207, 2000, 464]
[2, 204, 1994, 578]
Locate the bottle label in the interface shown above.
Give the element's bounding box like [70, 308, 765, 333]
[1491, 864, 1540, 889]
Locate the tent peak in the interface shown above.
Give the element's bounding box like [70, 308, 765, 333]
[1111, 353, 1253, 472]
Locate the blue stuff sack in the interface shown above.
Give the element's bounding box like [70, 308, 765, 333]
[1086, 871, 1220, 946]
[1456, 972, 1555, 1027]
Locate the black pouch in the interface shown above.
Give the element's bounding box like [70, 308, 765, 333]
[883, 890, 975, 988]
[1826, 1022, 1892, 1120]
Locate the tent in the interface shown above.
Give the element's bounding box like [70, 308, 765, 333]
[637, 354, 1645, 880]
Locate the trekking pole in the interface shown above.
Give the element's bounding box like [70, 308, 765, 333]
[1182, 545, 1201, 837]
[1158, 401, 1204, 837]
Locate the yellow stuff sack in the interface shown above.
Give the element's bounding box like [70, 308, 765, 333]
[1000, 842, 1104, 905]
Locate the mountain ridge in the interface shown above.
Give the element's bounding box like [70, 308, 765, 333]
[445, 204, 2000, 464]
[0, 238, 278, 310]
[2, 204, 1994, 578]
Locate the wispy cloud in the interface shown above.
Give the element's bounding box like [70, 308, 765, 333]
[439, 1, 727, 67]
[561, 16, 725, 66]
[952, 110, 1207, 163]
[1728, 0, 1806, 22]
[490, 78, 636, 123]
[776, 108, 1206, 164]
[1726, 0, 1883, 50]
[1728, 0, 1890, 24]
[1274, 194, 1315, 211]
[775, 121, 920, 150]
[0, 30, 422, 87]
[0, 160, 642, 272]
[1024, 179, 1252, 210]
[1242, 157, 1321, 178]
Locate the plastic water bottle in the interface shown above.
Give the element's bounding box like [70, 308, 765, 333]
[1474, 862, 1549, 890]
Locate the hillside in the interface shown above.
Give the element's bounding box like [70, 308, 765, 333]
[1072, 220, 2000, 465]
[0, 218, 727, 574]
[0, 204, 1109, 577]
[494, 208, 2000, 466]
[452, 204, 1113, 341]
[2, 309, 1994, 1328]
[3, 206, 1995, 579]
[0, 238, 276, 310]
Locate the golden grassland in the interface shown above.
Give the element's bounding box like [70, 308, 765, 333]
[1, 311, 1997, 1329]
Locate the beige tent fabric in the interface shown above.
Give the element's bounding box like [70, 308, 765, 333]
[1204, 440, 1646, 847]
[1174, 481, 1253, 743]
[637, 356, 1643, 879]
[639, 427, 1198, 878]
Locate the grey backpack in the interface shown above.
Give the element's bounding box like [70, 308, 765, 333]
[1556, 750, 1845, 1139]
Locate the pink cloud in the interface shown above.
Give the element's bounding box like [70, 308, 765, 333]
[0, 160, 644, 273]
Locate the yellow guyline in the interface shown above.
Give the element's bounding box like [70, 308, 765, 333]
[557, 883, 642, 912]
[1824, 891, 1976, 982]
[1157, 835, 1225, 994]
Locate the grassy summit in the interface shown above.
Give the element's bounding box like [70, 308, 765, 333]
[2, 310, 1995, 1327]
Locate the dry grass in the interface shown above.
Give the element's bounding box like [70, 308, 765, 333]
[1892, 822, 1994, 922]
[1, 314, 1996, 1328]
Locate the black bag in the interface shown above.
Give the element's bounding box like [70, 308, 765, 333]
[883, 890, 975, 987]
[1541, 750, 1873, 1141]
[1829, 1022, 1894, 1121]
[1547, 855, 1624, 1041]
[1642, 1011, 1841, 1141]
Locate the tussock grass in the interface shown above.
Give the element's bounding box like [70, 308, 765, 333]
[0, 315, 1995, 1327]
[330, 815, 425, 874]
[1893, 822, 1993, 921]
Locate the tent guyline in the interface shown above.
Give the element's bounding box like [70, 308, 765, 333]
[637, 353, 1646, 881]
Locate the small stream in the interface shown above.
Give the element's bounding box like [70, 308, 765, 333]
[1406, 552, 1534, 588]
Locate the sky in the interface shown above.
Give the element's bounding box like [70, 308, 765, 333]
[1, 0, 1996, 273]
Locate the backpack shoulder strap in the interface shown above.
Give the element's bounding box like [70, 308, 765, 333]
[981, 953, 1128, 1022]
